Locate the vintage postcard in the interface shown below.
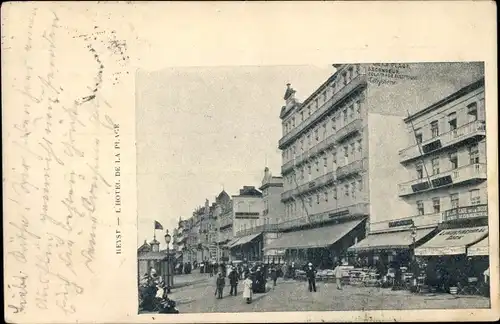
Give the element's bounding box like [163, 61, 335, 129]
[2, 1, 498, 323]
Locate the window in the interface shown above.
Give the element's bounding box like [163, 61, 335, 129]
[470, 189, 480, 205]
[316, 194, 320, 204]
[314, 99, 318, 110]
[467, 102, 478, 122]
[343, 109, 348, 124]
[351, 143, 356, 157]
[432, 198, 440, 213]
[300, 168, 305, 180]
[323, 123, 327, 136]
[358, 178, 363, 191]
[345, 184, 350, 196]
[301, 111, 304, 122]
[344, 146, 349, 159]
[307, 134, 311, 145]
[431, 158, 440, 175]
[323, 156, 328, 167]
[315, 159, 319, 172]
[431, 120, 439, 138]
[343, 72, 348, 86]
[300, 139, 304, 152]
[332, 151, 337, 169]
[349, 105, 355, 119]
[351, 182, 356, 199]
[308, 196, 312, 207]
[448, 112, 457, 131]
[416, 163, 423, 179]
[415, 128, 423, 144]
[307, 164, 311, 175]
[469, 144, 479, 164]
[333, 186, 337, 199]
[449, 150, 458, 169]
[324, 191, 329, 202]
[348, 67, 354, 81]
[357, 139, 363, 153]
[417, 200, 424, 215]
[450, 193, 459, 209]
[332, 117, 336, 131]
[356, 100, 361, 115]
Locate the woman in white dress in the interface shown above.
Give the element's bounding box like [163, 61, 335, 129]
[242, 274, 253, 304]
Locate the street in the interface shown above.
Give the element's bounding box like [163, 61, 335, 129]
[165, 276, 490, 313]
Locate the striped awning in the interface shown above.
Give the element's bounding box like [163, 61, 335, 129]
[415, 226, 488, 256]
[348, 228, 436, 253]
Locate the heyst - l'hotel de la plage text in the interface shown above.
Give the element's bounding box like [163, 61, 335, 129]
[138, 62, 489, 312]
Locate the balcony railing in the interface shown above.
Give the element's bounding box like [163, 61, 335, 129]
[336, 158, 366, 180]
[235, 223, 280, 237]
[399, 120, 486, 163]
[277, 202, 369, 232]
[281, 171, 336, 202]
[398, 163, 487, 196]
[442, 204, 488, 223]
[336, 118, 363, 143]
[279, 73, 367, 149]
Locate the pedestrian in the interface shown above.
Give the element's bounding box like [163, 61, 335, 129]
[242, 274, 253, 304]
[229, 266, 239, 296]
[305, 262, 317, 292]
[334, 261, 343, 290]
[270, 266, 278, 290]
[215, 272, 225, 299]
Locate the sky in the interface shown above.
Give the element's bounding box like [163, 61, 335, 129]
[136, 65, 334, 248]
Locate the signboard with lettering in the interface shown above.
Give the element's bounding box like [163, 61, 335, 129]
[411, 181, 431, 192]
[235, 212, 260, 219]
[422, 140, 442, 154]
[431, 175, 453, 188]
[443, 204, 488, 222]
[389, 219, 414, 228]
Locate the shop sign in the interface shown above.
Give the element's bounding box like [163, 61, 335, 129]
[442, 204, 488, 222]
[388, 219, 414, 228]
[439, 227, 487, 241]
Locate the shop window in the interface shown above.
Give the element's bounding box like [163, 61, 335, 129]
[448, 112, 457, 131]
[449, 150, 458, 169]
[450, 193, 459, 209]
[432, 198, 440, 213]
[469, 144, 479, 164]
[467, 102, 478, 122]
[417, 200, 424, 215]
[470, 189, 480, 205]
[431, 120, 439, 138]
[431, 158, 440, 175]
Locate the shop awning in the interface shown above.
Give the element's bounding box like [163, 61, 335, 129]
[415, 226, 488, 256]
[264, 219, 364, 250]
[347, 228, 436, 253]
[467, 236, 489, 256]
[227, 237, 242, 248]
[230, 232, 262, 248]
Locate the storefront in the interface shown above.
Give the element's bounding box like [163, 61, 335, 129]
[229, 232, 263, 262]
[347, 226, 437, 270]
[414, 226, 489, 293]
[263, 219, 366, 269]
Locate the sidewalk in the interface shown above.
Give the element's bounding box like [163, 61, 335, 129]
[172, 272, 210, 289]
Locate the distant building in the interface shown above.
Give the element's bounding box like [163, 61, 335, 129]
[214, 190, 233, 262]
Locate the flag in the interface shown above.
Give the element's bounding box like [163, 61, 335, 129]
[154, 221, 163, 230]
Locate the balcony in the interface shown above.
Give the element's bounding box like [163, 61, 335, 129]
[336, 118, 363, 143]
[442, 204, 488, 223]
[281, 171, 336, 202]
[277, 202, 369, 232]
[281, 133, 337, 174]
[398, 163, 487, 196]
[399, 120, 486, 163]
[336, 158, 366, 180]
[278, 73, 367, 149]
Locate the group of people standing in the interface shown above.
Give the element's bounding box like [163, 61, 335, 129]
[303, 261, 344, 293]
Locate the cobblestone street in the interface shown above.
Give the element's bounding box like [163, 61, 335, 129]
[164, 277, 490, 313]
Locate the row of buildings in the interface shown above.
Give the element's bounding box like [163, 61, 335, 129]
[141, 63, 489, 282]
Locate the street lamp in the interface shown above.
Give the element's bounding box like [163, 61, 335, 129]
[165, 229, 172, 294]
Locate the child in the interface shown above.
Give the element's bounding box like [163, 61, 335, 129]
[242, 274, 253, 304]
[215, 272, 225, 299]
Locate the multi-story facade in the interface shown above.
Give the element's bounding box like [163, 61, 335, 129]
[215, 190, 233, 262]
[271, 62, 485, 269]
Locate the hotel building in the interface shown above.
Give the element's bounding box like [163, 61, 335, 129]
[269, 62, 485, 268]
